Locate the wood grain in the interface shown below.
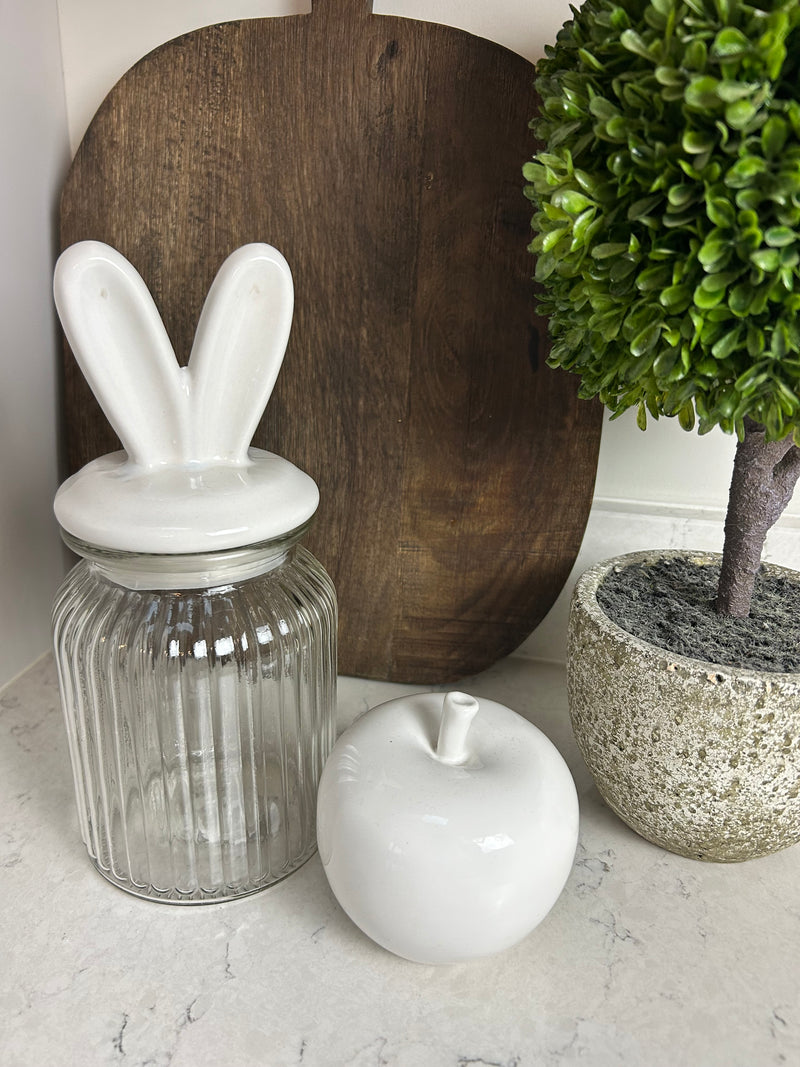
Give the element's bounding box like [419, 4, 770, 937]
[59, 0, 602, 682]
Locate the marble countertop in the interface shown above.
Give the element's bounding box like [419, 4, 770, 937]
[2, 653, 799, 1067]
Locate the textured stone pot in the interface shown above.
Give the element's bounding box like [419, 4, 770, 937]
[567, 550, 800, 862]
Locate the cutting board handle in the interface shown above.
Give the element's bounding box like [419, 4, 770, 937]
[311, 0, 374, 21]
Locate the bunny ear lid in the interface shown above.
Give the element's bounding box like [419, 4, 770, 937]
[53, 241, 319, 554]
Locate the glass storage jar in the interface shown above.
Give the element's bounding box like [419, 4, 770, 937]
[53, 526, 336, 903]
[52, 239, 337, 903]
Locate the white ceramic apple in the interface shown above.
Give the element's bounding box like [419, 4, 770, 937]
[316, 691, 579, 964]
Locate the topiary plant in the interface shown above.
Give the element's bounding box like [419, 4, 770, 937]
[524, 0, 800, 617]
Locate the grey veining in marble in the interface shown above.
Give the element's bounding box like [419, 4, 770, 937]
[2, 654, 799, 1066]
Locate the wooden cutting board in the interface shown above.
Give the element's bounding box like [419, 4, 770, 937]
[59, 0, 602, 683]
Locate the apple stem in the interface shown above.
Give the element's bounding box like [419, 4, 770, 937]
[436, 692, 480, 764]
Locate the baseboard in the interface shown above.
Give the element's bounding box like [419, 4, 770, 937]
[516, 497, 800, 665]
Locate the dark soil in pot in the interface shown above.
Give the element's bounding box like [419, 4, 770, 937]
[596, 555, 800, 673]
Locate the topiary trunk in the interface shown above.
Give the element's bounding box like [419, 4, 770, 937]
[716, 418, 800, 617]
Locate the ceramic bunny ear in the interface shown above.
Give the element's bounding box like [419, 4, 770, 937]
[187, 243, 294, 463]
[54, 241, 294, 467]
[54, 242, 189, 468]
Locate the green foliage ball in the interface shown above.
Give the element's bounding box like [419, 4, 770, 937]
[525, 0, 800, 440]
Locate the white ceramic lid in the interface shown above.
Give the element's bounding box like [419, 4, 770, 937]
[53, 241, 318, 553]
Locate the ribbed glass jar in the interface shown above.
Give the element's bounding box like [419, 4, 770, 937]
[52, 524, 336, 904]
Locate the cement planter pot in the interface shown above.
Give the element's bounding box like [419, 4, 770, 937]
[567, 550, 800, 862]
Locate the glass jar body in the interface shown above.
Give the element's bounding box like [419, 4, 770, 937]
[52, 533, 337, 903]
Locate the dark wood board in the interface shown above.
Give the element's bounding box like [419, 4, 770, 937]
[59, 0, 602, 683]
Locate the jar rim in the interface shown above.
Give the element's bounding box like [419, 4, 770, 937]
[60, 520, 312, 592]
[60, 518, 312, 563]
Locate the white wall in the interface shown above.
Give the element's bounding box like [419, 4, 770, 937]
[0, 0, 71, 687]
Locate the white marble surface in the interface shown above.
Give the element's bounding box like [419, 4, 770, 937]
[2, 653, 799, 1067]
